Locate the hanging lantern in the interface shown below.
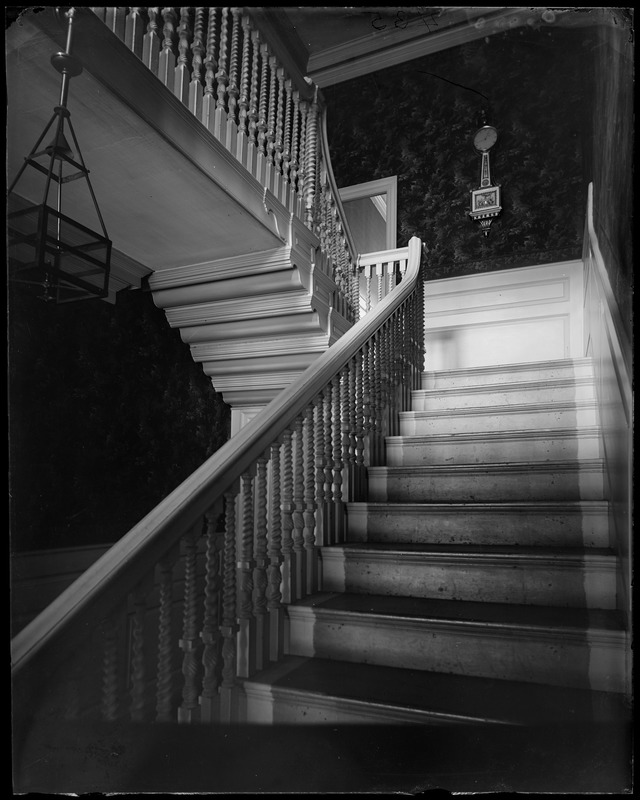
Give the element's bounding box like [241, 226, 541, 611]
[7, 7, 111, 303]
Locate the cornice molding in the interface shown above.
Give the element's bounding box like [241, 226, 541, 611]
[308, 8, 540, 87]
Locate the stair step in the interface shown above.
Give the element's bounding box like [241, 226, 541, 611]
[346, 501, 610, 548]
[386, 427, 601, 466]
[286, 593, 625, 692]
[399, 400, 598, 435]
[412, 376, 595, 411]
[321, 544, 617, 608]
[421, 358, 595, 390]
[368, 460, 605, 502]
[242, 656, 628, 726]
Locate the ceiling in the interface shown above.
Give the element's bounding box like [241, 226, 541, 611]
[281, 6, 621, 86]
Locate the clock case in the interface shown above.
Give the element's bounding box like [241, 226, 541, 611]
[469, 124, 502, 233]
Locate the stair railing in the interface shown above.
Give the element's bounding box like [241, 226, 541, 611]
[88, 6, 360, 322]
[11, 236, 424, 731]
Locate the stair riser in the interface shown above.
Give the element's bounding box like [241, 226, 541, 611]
[287, 608, 625, 692]
[243, 686, 468, 726]
[321, 552, 617, 608]
[400, 405, 598, 435]
[412, 382, 595, 411]
[386, 434, 601, 466]
[346, 505, 610, 548]
[422, 361, 595, 390]
[368, 469, 605, 502]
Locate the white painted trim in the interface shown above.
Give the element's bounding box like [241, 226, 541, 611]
[11, 237, 423, 674]
[309, 8, 532, 87]
[340, 176, 398, 250]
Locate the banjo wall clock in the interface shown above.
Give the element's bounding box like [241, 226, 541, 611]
[469, 124, 502, 236]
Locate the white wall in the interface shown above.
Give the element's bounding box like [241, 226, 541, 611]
[424, 260, 585, 370]
[582, 188, 632, 652]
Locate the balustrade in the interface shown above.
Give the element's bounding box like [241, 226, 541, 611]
[89, 7, 360, 322]
[12, 237, 424, 731]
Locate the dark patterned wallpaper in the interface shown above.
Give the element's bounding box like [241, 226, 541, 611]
[324, 25, 596, 281]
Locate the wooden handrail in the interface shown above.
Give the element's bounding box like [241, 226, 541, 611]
[12, 236, 423, 676]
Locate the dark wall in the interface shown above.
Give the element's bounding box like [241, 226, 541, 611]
[324, 24, 597, 280]
[590, 16, 634, 338]
[9, 287, 230, 552]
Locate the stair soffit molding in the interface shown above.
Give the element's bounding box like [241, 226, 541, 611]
[294, 7, 619, 87]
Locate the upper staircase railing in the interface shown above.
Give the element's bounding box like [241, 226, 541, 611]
[89, 6, 360, 322]
[12, 237, 425, 730]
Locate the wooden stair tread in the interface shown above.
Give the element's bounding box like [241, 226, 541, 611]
[294, 592, 624, 631]
[246, 656, 628, 725]
[370, 459, 604, 472]
[326, 543, 614, 558]
[349, 500, 609, 510]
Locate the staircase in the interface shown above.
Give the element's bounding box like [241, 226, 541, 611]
[241, 356, 627, 725]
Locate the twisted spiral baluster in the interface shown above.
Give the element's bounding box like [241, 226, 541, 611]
[219, 489, 238, 721]
[178, 525, 202, 723]
[200, 509, 223, 722]
[267, 441, 284, 660]
[156, 550, 178, 722]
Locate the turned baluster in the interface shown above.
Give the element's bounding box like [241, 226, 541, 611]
[247, 27, 260, 151]
[100, 612, 121, 721]
[376, 262, 385, 305]
[189, 7, 205, 118]
[273, 68, 286, 181]
[199, 509, 223, 723]
[237, 470, 256, 679]
[215, 8, 230, 114]
[158, 7, 177, 89]
[370, 330, 383, 464]
[323, 383, 334, 541]
[303, 404, 318, 595]
[253, 455, 270, 670]
[331, 373, 345, 542]
[237, 14, 252, 142]
[361, 340, 373, 468]
[173, 7, 192, 105]
[290, 89, 301, 197]
[364, 263, 372, 314]
[304, 88, 319, 229]
[202, 7, 218, 131]
[355, 350, 366, 477]
[267, 441, 284, 661]
[313, 389, 327, 547]
[282, 78, 293, 189]
[291, 416, 306, 600]
[125, 7, 145, 58]
[297, 99, 309, 206]
[378, 321, 389, 439]
[341, 362, 354, 502]
[155, 548, 178, 722]
[265, 56, 278, 167]
[129, 583, 148, 722]
[142, 7, 161, 75]
[178, 525, 202, 723]
[349, 356, 361, 496]
[219, 490, 239, 722]
[226, 8, 241, 127]
[256, 43, 269, 160]
[280, 428, 294, 604]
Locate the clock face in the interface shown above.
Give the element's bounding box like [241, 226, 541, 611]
[473, 125, 498, 152]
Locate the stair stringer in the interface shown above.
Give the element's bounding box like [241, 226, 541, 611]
[148, 216, 353, 408]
